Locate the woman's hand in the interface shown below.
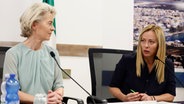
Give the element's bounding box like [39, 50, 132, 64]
[47, 90, 62, 104]
[124, 92, 141, 101]
[54, 90, 63, 101]
[139, 93, 153, 101]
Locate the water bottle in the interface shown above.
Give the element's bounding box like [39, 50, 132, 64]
[34, 94, 47, 104]
[5, 74, 20, 104]
[1, 74, 10, 103]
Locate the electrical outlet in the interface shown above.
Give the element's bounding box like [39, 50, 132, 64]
[62, 69, 71, 79]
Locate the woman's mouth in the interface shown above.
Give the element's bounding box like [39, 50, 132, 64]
[144, 50, 149, 54]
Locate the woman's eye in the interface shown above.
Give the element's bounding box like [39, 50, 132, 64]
[149, 41, 155, 44]
[141, 40, 146, 44]
[48, 22, 53, 25]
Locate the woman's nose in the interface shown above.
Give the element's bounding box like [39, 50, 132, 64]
[51, 25, 55, 31]
[145, 42, 149, 47]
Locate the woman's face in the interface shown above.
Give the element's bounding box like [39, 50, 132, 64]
[32, 13, 55, 41]
[140, 30, 158, 59]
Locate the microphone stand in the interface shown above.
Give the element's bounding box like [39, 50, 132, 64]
[50, 52, 99, 104]
[155, 56, 184, 88]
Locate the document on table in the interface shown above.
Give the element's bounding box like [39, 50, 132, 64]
[108, 101, 180, 104]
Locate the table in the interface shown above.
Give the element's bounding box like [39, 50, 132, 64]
[107, 101, 184, 104]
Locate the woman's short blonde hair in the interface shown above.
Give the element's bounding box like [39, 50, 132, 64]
[136, 24, 166, 84]
[20, 2, 56, 37]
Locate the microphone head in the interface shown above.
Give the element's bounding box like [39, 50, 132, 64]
[154, 56, 158, 60]
[50, 51, 55, 57]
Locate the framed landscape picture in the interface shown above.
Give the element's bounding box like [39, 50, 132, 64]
[134, 0, 184, 87]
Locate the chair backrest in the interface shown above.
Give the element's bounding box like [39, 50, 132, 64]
[0, 47, 10, 94]
[88, 48, 133, 100]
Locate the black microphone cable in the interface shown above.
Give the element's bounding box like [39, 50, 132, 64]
[155, 56, 184, 88]
[50, 51, 97, 104]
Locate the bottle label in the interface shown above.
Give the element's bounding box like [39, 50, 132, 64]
[6, 100, 19, 104]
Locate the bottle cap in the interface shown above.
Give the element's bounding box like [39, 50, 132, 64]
[10, 73, 15, 78]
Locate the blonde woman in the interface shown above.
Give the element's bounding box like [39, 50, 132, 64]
[109, 24, 175, 102]
[3, 3, 63, 104]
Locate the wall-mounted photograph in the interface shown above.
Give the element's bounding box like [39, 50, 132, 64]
[134, 0, 184, 87]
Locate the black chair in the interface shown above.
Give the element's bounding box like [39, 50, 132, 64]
[0, 46, 84, 104]
[0, 46, 10, 93]
[88, 48, 132, 103]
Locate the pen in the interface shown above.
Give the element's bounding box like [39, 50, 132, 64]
[130, 89, 136, 93]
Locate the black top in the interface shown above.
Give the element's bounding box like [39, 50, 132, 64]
[109, 52, 176, 96]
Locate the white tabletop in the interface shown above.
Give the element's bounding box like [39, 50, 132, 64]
[107, 101, 179, 104]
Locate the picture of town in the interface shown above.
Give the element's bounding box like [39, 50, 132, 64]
[134, 0, 184, 69]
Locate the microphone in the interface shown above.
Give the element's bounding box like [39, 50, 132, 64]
[50, 51, 106, 104]
[154, 56, 184, 88]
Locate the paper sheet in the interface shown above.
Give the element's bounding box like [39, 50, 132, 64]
[108, 101, 180, 104]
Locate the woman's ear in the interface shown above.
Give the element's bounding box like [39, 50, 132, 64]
[32, 21, 38, 30]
